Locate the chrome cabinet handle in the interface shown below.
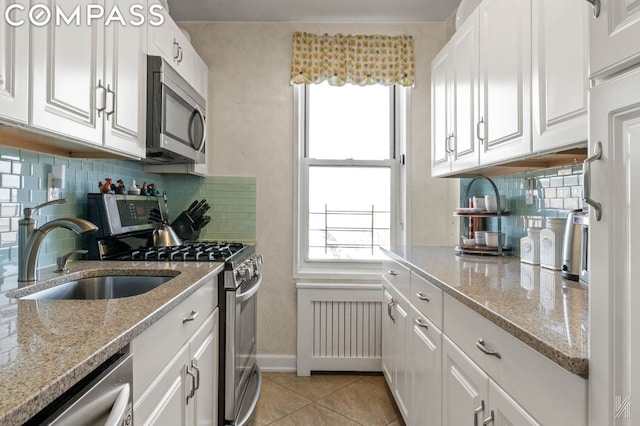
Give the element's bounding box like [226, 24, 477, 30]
[182, 310, 198, 323]
[476, 117, 485, 144]
[387, 298, 396, 323]
[583, 141, 603, 221]
[483, 410, 495, 425]
[96, 79, 107, 117]
[474, 400, 485, 426]
[177, 45, 183, 63]
[388, 270, 398, 276]
[585, 0, 601, 18]
[173, 39, 180, 59]
[414, 318, 429, 329]
[476, 338, 502, 359]
[416, 292, 431, 302]
[191, 359, 200, 391]
[186, 366, 197, 404]
[447, 132, 455, 154]
[105, 84, 115, 120]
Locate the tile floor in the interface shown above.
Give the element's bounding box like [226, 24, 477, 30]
[248, 372, 405, 426]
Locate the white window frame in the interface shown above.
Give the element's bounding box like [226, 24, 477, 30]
[293, 84, 411, 280]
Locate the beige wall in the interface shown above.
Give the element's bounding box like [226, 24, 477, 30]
[181, 22, 458, 358]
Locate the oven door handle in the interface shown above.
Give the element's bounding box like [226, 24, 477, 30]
[236, 366, 262, 426]
[236, 273, 263, 303]
[104, 383, 131, 426]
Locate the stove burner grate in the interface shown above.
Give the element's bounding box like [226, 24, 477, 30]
[105, 241, 245, 262]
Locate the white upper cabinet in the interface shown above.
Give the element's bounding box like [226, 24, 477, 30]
[30, 0, 106, 146]
[477, 0, 532, 165]
[147, 0, 206, 93]
[590, 0, 640, 79]
[532, 0, 589, 152]
[431, 9, 480, 177]
[450, 10, 480, 173]
[30, 0, 146, 158]
[431, 47, 452, 177]
[431, 0, 589, 177]
[0, 0, 29, 124]
[103, 0, 147, 158]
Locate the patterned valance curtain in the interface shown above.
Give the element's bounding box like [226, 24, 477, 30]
[290, 32, 415, 87]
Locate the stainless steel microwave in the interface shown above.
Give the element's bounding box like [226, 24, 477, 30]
[144, 55, 206, 164]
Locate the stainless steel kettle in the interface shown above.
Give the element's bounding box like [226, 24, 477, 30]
[150, 223, 183, 247]
[561, 209, 589, 286]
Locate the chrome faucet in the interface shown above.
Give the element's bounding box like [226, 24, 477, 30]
[18, 199, 98, 282]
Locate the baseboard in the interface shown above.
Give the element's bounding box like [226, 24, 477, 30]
[256, 354, 297, 372]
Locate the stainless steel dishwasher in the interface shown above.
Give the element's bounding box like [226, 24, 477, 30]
[26, 345, 133, 426]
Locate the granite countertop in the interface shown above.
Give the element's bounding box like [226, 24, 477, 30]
[0, 260, 224, 426]
[381, 246, 588, 377]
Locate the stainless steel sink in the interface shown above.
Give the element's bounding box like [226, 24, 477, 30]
[20, 275, 174, 300]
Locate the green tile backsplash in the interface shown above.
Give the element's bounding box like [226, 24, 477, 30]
[461, 164, 584, 255]
[163, 176, 257, 242]
[0, 146, 256, 280]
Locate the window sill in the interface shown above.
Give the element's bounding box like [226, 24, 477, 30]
[294, 263, 382, 281]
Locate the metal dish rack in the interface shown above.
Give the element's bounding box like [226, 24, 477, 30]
[454, 176, 512, 256]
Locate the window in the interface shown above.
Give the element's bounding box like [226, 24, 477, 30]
[294, 82, 410, 277]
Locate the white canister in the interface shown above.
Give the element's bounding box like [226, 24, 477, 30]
[540, 218, 566, 270]
[520, 227, 542, 265]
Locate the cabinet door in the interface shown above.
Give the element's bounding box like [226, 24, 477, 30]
[381, 286, 395, 386]
[135, 344, 190, 426]
[188, 311, 218, 426]
[0, 0, 28, 124]
[532, 0, 588, 152]
[442, 336, 489, 426]
[103, 0, 146, 158]
[393, 297, 410, 423]
[478, 0, 532, 165]
[31, 0, 104, 144]
[410, 308, 442, 426]
[589, 67, 640, 425]
[488, 380, 540, 425]
[147, 0, 178, 64]
[590, 0, 640, 78]
[450, 8, 480, 173]
[431, 47, 452, 177]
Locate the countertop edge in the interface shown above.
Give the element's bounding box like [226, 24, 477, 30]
[1, 262, 225, 426]
[380, 247, 589, 377]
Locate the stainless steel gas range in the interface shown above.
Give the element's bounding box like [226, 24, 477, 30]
[86, 193, 262, 425]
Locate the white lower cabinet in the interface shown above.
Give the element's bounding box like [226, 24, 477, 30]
[442, 334, 489, 426]
[132, 280, 218, 426]
[381, 281, 410, 423]
[383, 261, 443, 426]
[381, 257, 587, 426]
[443, 336, 539, 426]
[410, 306, 442, 426]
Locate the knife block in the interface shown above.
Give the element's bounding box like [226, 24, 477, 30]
[171, 212, 201, 242]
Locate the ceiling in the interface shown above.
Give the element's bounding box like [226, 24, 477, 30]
[165, 0, 462, 23]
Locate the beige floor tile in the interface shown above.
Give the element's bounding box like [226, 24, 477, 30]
[250, 376, 312, 425]
[317, 380, 402, 426]
[269, 403, 361, 426]
[386, 418, 406, 426]
[266, 373, 362, 401]
[354, 374, 389, 389]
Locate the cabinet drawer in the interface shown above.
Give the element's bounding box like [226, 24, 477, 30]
[133, 279, 216, 398]
[382, 259, 410, 297]
[410, 272, 443, 330]
[443, 294, 587, 425]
